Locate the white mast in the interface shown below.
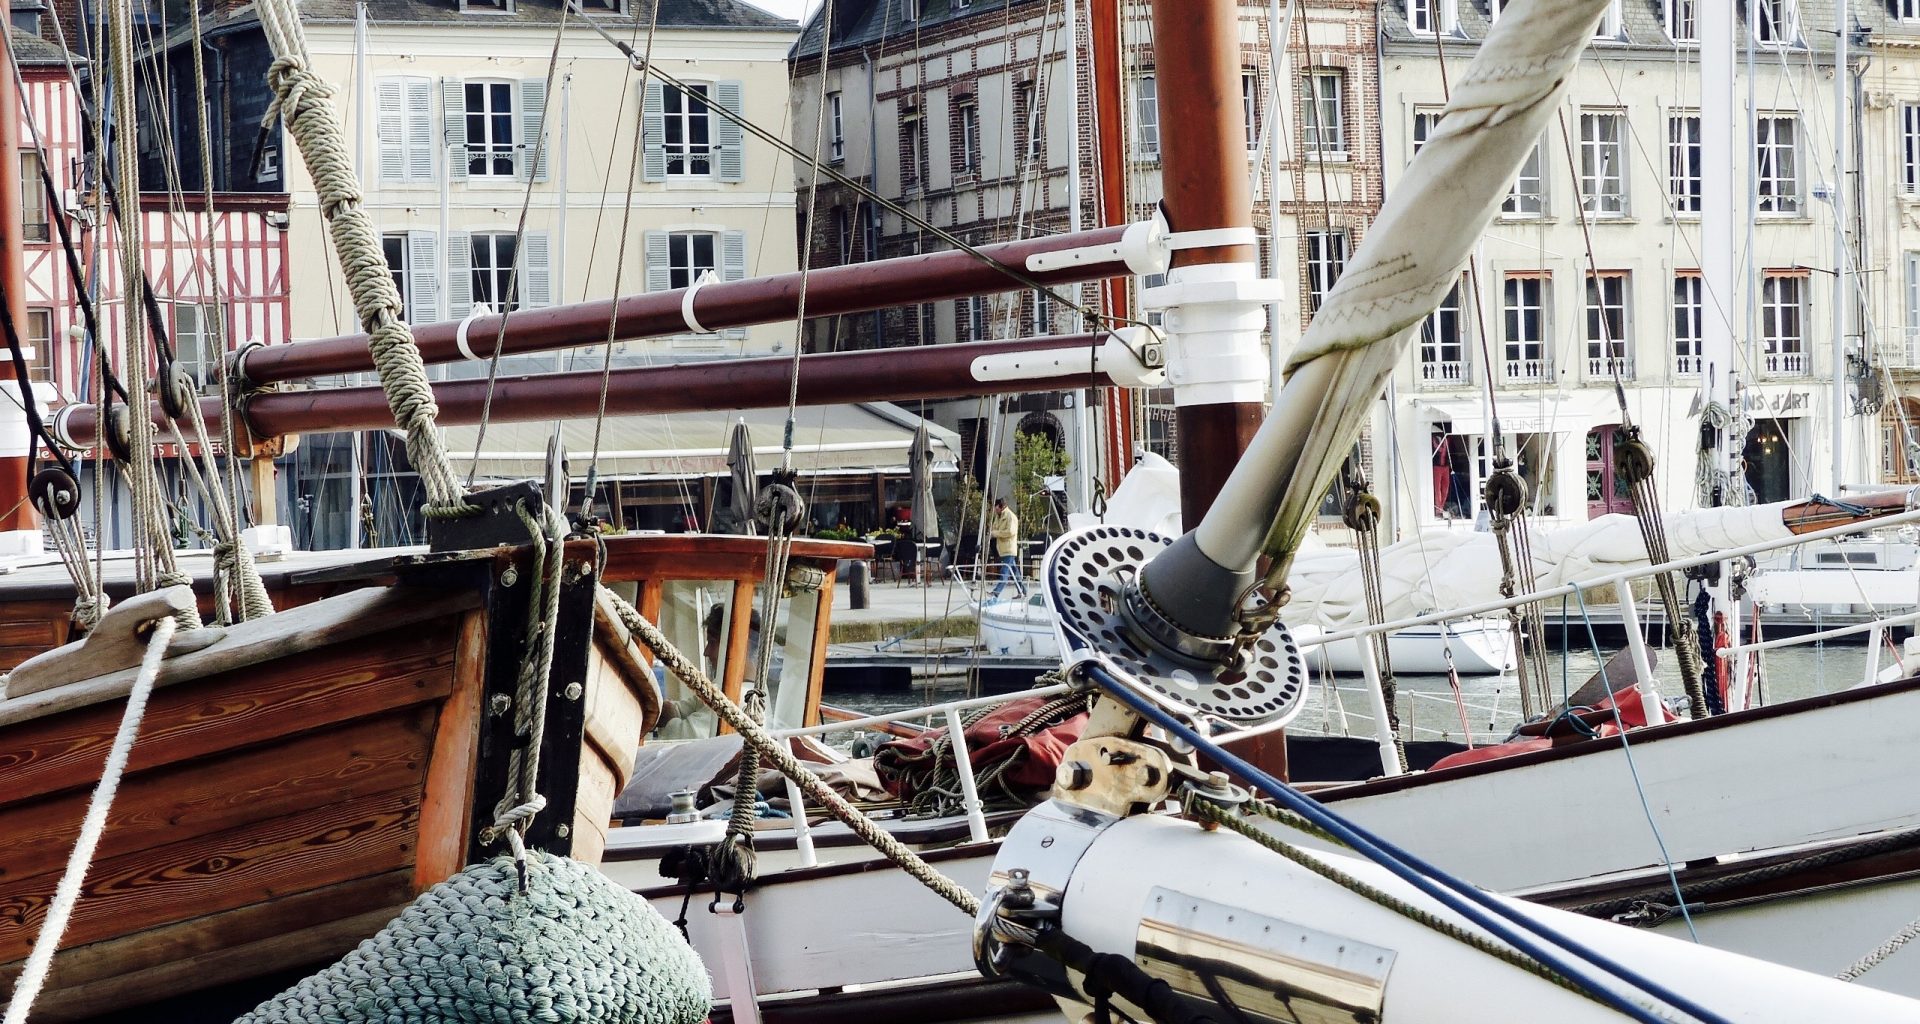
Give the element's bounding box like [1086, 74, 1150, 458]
[1702, 0, 1744, 708]
[1831, 0, 1849, 495]
[349, 0, 370, 548]
[1065, 0, 1093, 516]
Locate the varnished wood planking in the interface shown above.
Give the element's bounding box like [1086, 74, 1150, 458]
[0, 787, 422, 962]
[0, 870, 415, 1010]
[0, 617, 64, 648]
[412, 611, 487, 893]
[1, 710, 433, 886]
[1, 622, 458, 806]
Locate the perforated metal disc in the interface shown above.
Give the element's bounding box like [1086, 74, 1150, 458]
[1044, 526, 1309, 727]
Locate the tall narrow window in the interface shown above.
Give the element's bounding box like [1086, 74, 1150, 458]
[383, 235, 410, 320]
[1504, 143, 1545, 216]
[960, 295, 989, 341]
[171, 303, 220, 389]
[827, 92, 844, 163]
[1665, 0, 1695, 42]
[1760, 271, 1807, 374]
[1419, 279, 1467, 384]
[19, 152, 46, 243]
[1907, 253, 1920, 359]
[901, 105, 925, 191]
[1412, 108, 1444, 159]
[1902, 105, 1920, 196]
[1674, 273, 1703, 375]
[1754, 0, 1796, 47]
[1304, 230, 1348, 313]
[666, 231, 717, 289]
[470, 232, 521, 312]
[1135, 74, 1160, 157]
[24, 308, 51, 384]
[1668, 114, 1701, 214]
[1033, 289, 1053, 334]
[1017, 82, 1042, 162]
[1502, 274, 1549, 382]
[956, 98, 981, 174]
[1585, 271, 1631, 378]
[1755, 116, 1800, 216]
[833, 206, 851, 264]
[1303, 71, 1345, 156]
[663, 83, 713, 177]
[463, 81, 515, 177]
[1242, 72, 1260, 151]
[1578, 111, 1626, 217]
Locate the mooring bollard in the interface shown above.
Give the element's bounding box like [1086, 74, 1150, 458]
[849, 560, 870, 610]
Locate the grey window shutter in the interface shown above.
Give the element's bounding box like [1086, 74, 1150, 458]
[442, 77, 468, 183]
[517, 78, 548, 183]
[405, 79, 435, 181]
[376, 80, 404, 183]
[714, 80, 745, 182]
[406, 229, 440, 323]
[641, 82, 666, 182]
[522, 231, 552, 307]
[722, 230, 747, 338]
[644, 230, 671, 293]
[445, 231, 473, 319]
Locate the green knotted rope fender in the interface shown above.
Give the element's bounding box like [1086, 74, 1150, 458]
[237, 852, 711, 1024]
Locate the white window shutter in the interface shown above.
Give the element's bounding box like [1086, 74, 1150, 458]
[406, 229, 440, 323]
[376, 80, 405, 183]
[405, 79, 435, 181]
[445, 231, 473, 318]
[641, 82, 666, 182]
[714, 80, 745, 182]
[517, 79, 548, 183]
[442, 77, 468, 183]
[722, 231, 748, 338]
[522, 231, 552, 307]
[644, 231, 670, 292]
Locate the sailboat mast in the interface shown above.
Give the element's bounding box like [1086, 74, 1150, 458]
[0, 0, 35, 533]
[1090, 0, 1129, 485]
[1700, 0, 1743, 706]
[1831, 0, 1850, 495]
[1150, 0, 1265, 522]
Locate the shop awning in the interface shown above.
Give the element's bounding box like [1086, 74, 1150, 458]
[431, 402, 961, 481]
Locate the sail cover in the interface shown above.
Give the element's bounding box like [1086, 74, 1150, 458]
[431, 403, 959, 480]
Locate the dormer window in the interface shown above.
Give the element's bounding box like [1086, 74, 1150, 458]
[457, 0, 513, 14]
[1665, 0, 1695, 43]
[1592, 0, 1623, 41]
[578, 0, 625, 12]
[1753, 0, 1798, 48]
[1406, 0, 1453, 36]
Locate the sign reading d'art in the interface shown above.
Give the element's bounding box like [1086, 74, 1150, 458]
[1742, 390, 1814, 416]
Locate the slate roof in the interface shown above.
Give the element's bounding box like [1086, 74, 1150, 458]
[1379, 0, 1864, 56]
[294, 0, 794, 29]
[10, 25, 82, 66]
[792, 0, 1043, 59]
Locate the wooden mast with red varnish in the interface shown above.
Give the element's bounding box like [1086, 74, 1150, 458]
[0, 0, 37, 533]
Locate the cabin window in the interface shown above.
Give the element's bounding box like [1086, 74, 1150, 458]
[827, 91, 845, 163]
[1302, 70, 1345, 157]
[19, 151, 46, 243]
[1502, 273, 1550, 382]
[1418, 277, 1468, 386]
[1667, 113, 1701, 215]
[1673, 272, 1703, 376]
[1503, 141, 1546, 217]
[1134, 74, 1160, 158]
[1303, 230, 1347, 314]
[470, 232, 520, 313]
[1755, 116, 1801, 216]
[1760, 271, 1807, 375]
[652, 580, 731, 741]
[751, 584, 823, 731]
[464, 81, 516, 177]
[24, 308, 51, 384]
[1665, 0, 1695, 42]
[1578, 110, 1626, 218]
[1585, 271, 1631, 380]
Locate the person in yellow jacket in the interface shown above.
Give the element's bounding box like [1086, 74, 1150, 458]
[988, 497, 1026, 599]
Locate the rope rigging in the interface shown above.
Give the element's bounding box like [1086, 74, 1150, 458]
[1483, 455, 1552, 721]
[1338, 461, 1404, 771]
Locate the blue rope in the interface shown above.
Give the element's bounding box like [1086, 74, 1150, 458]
[1568, 584, 1701, 943]
[1082, 662, 1731, 1024]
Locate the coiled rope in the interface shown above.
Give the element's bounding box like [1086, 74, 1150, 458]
[599, 584, 980, 915]
[2, 615, 176, 1024]
[255, 0, 469, 518]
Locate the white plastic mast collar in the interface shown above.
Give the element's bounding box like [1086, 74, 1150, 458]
[453, 301, 494, 362]
[681, 270, 718, 334]
[1141, 257, 1281, 407]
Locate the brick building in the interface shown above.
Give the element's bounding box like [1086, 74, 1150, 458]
[790, 0, 1385, 532]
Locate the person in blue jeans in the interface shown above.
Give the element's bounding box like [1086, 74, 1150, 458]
[988, 497, 1026, 599]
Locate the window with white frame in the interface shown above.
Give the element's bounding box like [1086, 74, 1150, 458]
[1419, 278, 1467, 384]
[1017, 82, 1042, 162]
[960, 295, 989, 341]
[1241, 72, 1260, 151]
[1412, 107, 1444, 159]
[863, 204, 880, 262]
[664, 83, 713, 177]
[1903, 105, 1920, 196]
[1032, 288, 1053, 334]
[172, 302, 221, 389]
[24, 308, 51, 384]
[1578, 111, 1626, 217]
[1502, 274, 1549, 382]
[1903, 0, 1920, 22]
[1761, 271, 1807, 374]
[1592, 0, 1623, 40]
[1753, 0, 1797, 47]
[463, 81, 515, 177]
[470, 232, 521, 312]
[1665, 0, 1695, 42]
[956, 97, 981, 174]
[1406, 0, 1451, 36]
[1135, 74, 1160, 158]
[665, 232, 717, 290]
[1755, 115, 1801, 216]
[1668, 113, 1701, 214]
[828, 92, 844, 163]
[1504, 143, 1546, 216]
[1488, 0, 1513, 19]
[833, 206, 851, 264]
[1303, 70, 1345, 157]
[901, 103, 926, 191]
[1906, 253, 1920, 358]
[19, 152, 45, 243]
[1585, 271, 1631, 378]
[384, 235, 410, 319]
[1674, 272, 1703, 374]
[1304, 230, 1347, 313]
